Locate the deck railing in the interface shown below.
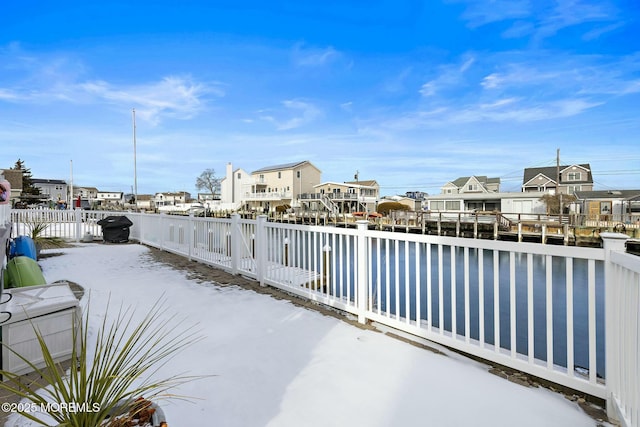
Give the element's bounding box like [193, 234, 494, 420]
[9, 208, 640, 427]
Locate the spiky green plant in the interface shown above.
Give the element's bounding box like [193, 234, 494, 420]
[0, 297, 202, 426]
[24, 219, 66, 250]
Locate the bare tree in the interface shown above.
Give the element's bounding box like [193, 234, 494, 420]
[540, 193, 576, 215]
[195, 169, 221, 197]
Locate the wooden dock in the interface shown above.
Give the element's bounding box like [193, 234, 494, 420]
[265, 211, 640, 248]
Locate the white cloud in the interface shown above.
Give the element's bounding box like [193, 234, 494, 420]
[0, 47, 220, 124]
[81, 76, 221, 124]
[259, 99, 322, 130]
[481, 73, 502, 89]
[452, 0, 531, 28]
[419, 55, 476, 97]
[292, 44, 341, 67]
[453, 0, 622, 43]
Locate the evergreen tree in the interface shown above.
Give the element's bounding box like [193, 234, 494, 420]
[12, 159, 40, 195]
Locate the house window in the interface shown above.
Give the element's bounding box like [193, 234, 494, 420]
[278, 172, 281, 179]
[567, 172, 581, 181]
[296, 171, 301, 178]
[446, 201, 461, 210]
[568, 185, 581, 193]
[430, 201, 445, 211]
[237, 173, 241, 179]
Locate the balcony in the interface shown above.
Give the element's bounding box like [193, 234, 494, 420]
[244, 191, 292, 201]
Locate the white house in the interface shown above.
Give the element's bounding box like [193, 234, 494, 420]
[218, 163, 252, 211]
[32, 179, 68, 204]
[153, 192, 191, 207]
[244, 161, 322, 212]
[96, 191, 124, 207]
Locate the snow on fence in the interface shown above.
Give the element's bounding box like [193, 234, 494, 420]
[9, 209, 640, 426]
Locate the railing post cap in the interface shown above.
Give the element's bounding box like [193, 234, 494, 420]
[600, 232, 629, 241]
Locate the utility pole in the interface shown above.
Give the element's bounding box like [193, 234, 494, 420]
[557, 148, 563, 220]
[132, 109, 138, 211]
[70, 159, 74, 208]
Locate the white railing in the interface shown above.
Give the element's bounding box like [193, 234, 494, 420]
[10, 209, 118, 240]
[604, 234, 639, 427]
[243, 191, 292, 200]
[9, 209, 640, 426]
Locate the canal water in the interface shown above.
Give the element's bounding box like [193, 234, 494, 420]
[325, 238, 605, 378]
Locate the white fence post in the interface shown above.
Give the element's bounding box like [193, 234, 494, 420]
[231, 213, 240, 275]
[356, 220, 369, 324]
[256, 215, 267, 286]
[74, 209, 82, 242]
[187, 212, 194, 261]
[601, 231, 629, 424]
[159, 213, 165, 251]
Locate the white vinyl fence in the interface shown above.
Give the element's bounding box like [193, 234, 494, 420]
[9, 209, 640, 427]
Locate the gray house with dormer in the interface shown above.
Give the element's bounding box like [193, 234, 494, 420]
[522, 164, 593, 195]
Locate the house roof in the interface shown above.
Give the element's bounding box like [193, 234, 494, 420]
[33, 178, 67, 185]
[156, 192, 189, 196]
[252, 161, 319, 174]
[523, 164, 592, 185]
[76, 186, 99, 192]
[315, 181, 378, 189]
[448, 176, 500, 187]
[343, 180, 378, 187]
[574, 189, 640, 200]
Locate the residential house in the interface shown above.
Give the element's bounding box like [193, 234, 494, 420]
[243, 161, 321, 212]
[197, 193, 220, 211]
[441, 176, 500, 195]
[405, 191, 428, 201]
[219, 163, 252, 211]
[72, 186, 99, 208]
[425, 172, 548, 216]
[573, 189, 640, 223]
[305, 179, 380, 213]
[0, 168, 23, 204]
[96, 191, 124, 207]
[522, 164, 593, 194]
[427, 175, 502, 212]
[73, 186, 99, 200]
[153, 191, 191, 208]
[32, 179, 68, 204]
[424, 191, 549, 218]
[134, 194, 154, 211]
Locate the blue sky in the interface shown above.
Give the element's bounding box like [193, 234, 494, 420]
[1, 0, 639, 196]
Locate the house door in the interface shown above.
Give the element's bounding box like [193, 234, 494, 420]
[587, 202, 600, 220]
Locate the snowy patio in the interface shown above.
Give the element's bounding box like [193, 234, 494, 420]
[4, 243, 600, 427]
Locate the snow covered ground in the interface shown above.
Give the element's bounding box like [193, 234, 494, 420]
[4, 243, 598, 426]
